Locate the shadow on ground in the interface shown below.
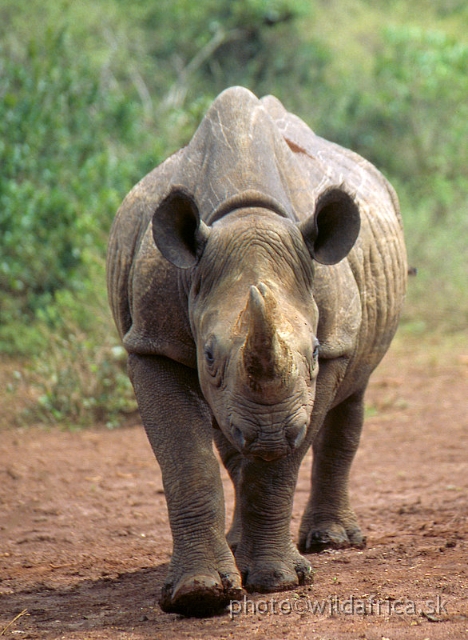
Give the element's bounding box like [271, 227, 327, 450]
[1, 565, 173, 638]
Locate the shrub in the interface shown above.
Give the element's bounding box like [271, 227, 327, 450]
[0, 25, 150, 352]
[23, 256, 137, 427]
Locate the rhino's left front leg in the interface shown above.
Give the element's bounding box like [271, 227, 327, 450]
[298, 387, 367, 553]
[234, 454, 313, 593]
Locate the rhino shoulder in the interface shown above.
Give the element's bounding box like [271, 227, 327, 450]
[107, 149, 196, 367]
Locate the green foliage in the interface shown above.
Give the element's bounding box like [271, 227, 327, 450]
[1, 0, 467, 426]
[396, 184, 468, 332]
[371, 28, 468, 330]
[0, 24, 150, 339]
[23, 257, 137, 427]
[360, 28, 468, 209]
[132, 0, 325, 119]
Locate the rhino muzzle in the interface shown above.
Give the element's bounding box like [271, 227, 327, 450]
[230, 419, 308, 461]
[225, 282, 311, 461]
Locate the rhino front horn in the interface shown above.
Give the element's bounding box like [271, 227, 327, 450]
[242, 283, 291, 388]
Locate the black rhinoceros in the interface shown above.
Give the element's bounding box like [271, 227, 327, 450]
[107, 87, 407, 616]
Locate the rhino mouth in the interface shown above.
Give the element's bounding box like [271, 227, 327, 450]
[250, 448, 286, 462]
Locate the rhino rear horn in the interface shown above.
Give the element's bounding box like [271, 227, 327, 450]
[152, 186, 211, 269]
[299, 187, 360, 265]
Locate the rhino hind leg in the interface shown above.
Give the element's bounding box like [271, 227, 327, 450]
[299, 520, 366, 553]
[128, 355, 243, 617]
[298, 388, 367, 553]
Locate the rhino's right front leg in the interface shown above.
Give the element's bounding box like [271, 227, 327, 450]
[128, 354, 243, 616]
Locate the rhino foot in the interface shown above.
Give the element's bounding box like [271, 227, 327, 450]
[160, 570, 244, 617]
[237, 544, 313, 594]
[298, 521, 366, 554]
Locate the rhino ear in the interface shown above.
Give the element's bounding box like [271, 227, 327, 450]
[299, 188, 360, 265]
[152, 186, 211, 269]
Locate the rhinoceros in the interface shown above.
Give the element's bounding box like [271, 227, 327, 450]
[107, 86, 407, 616]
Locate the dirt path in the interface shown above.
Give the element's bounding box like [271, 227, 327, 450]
[1, 335, 467, 639]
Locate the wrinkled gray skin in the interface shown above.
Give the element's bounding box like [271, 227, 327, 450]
[107, 87, 407, 616]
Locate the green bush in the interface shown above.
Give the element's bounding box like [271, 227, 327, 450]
[372, 28, 468, 330]
[0, 25, 150, 351]
[358, 27, 468, 219]
[129, 0, 325, 113]
[23, 256, 137, 427]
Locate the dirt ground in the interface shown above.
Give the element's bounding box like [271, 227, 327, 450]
[1, 334, 467, 640]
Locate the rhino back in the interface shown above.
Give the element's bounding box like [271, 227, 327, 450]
[261, 94, 407, 396]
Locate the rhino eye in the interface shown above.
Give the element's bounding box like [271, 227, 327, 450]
[313, 341, 320, 361]
[205, 347, 215, 366]
[203, 338, 224, 386]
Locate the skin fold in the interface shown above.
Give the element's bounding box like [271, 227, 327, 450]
[107, 87, 407, 617]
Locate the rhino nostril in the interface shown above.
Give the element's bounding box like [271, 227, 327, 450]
[232, 426, 246, 451]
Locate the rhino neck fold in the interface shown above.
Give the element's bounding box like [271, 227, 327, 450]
[209, 189, 290, 224]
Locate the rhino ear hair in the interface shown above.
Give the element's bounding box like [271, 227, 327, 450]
[299, 187, 360, 265]
[152, 186, 211, 269]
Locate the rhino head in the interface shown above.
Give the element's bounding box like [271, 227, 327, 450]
[152, 186, 360, 461]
